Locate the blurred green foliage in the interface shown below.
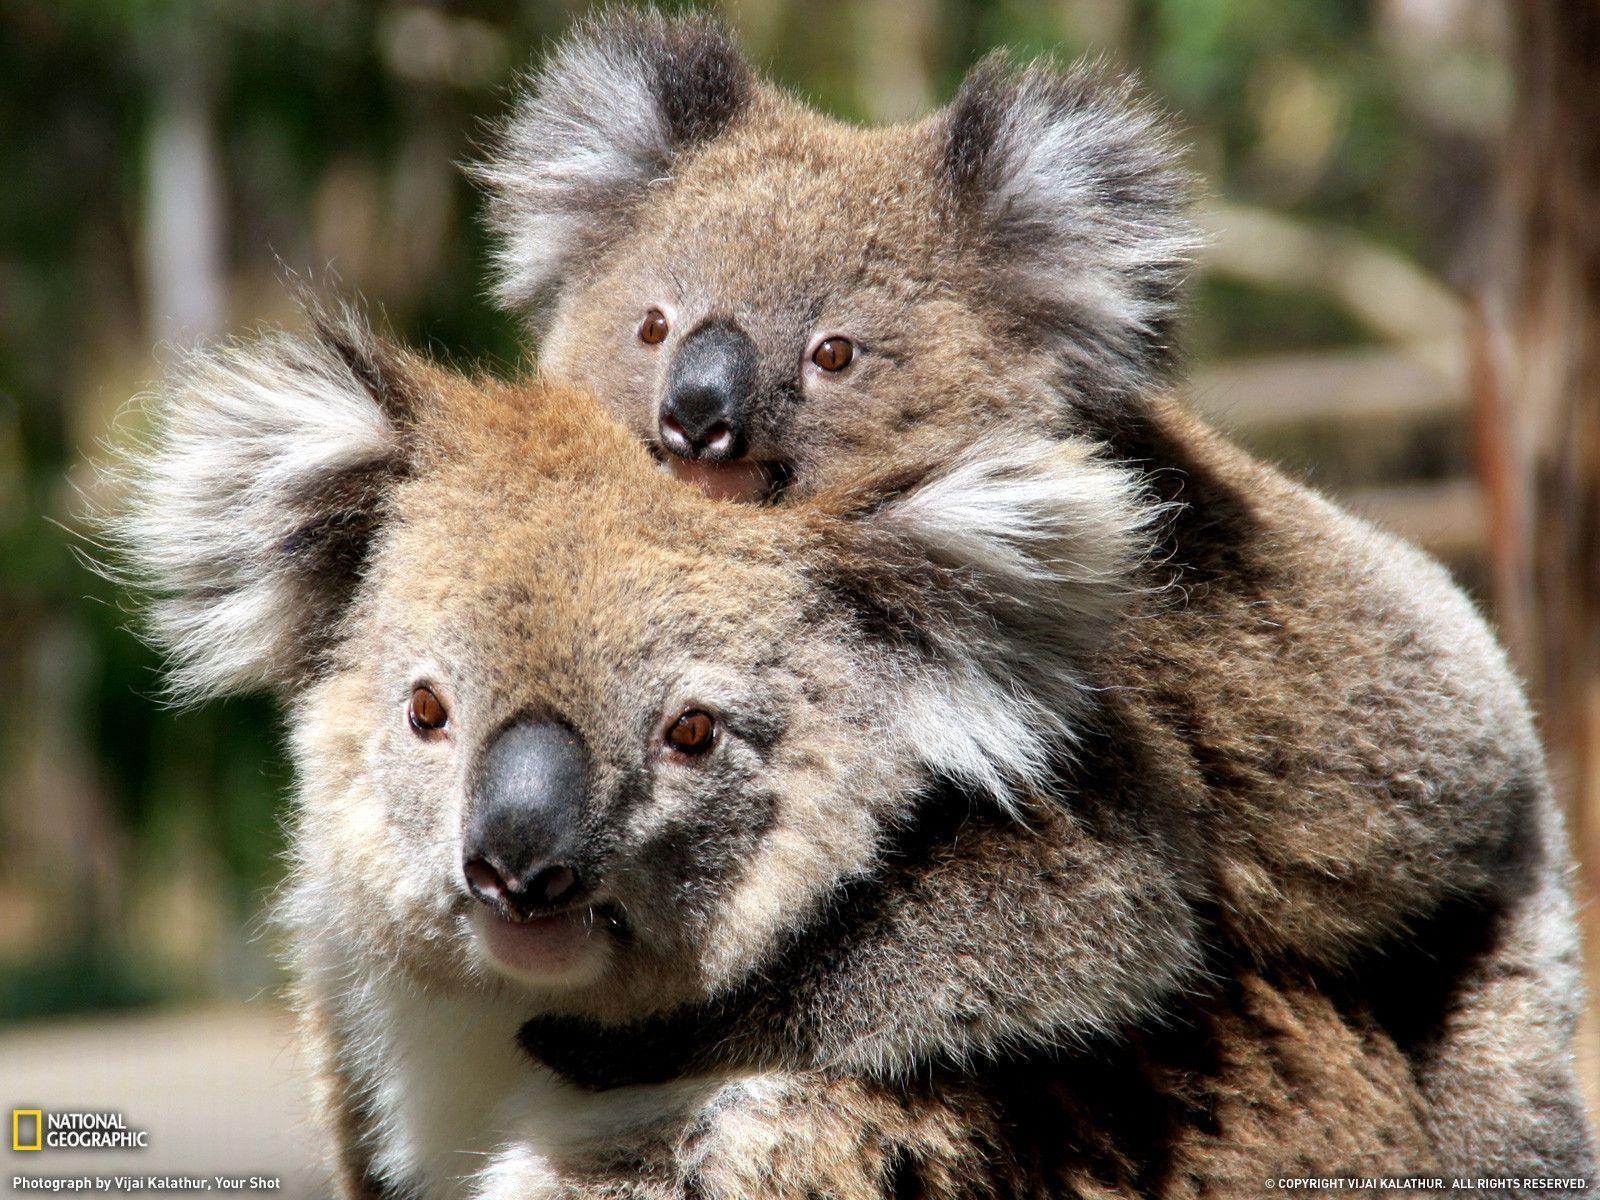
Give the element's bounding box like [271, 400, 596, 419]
[0, 0, 1505, 1020]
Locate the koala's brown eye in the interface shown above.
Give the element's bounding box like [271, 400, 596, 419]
[639, 308, 669, 345]
[408, 686, 448, 736]
[812, 337, 853, 372]
[665, 708, 716, 756]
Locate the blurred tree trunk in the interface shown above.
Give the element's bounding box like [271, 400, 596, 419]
[1476, 0, 1600, 1038]
[141, 20, 225, 347]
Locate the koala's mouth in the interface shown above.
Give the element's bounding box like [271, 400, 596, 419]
[653, 445, 787, 503]
[470, 900, 624, 988]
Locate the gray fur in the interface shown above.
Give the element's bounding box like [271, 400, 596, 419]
[944, 52, 1200, 397]
[108, 10, 1596, 1190]
[104, 312, 406, 701]
[471, 9, 752, 316]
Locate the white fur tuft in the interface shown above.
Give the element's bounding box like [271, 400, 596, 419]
[107, 332, 399, 702]
[473, 34, 669, 312]
[471, 12, 749, 317]
[951, 56, 1201, 396]
[877, 435, 1167, 810]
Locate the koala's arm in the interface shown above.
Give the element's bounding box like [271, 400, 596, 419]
[522, 774, 1203, 1088]
[471, 1071, 1012, 1200]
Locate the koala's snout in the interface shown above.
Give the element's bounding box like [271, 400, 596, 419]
[463, 720, 592, 917]
[659, 322, 757, 461]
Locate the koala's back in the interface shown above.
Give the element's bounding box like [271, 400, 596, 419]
[1099, 397, 1544, 963]
[1085, 398, 1592, 1176]
[634, 392, 1594, 1180]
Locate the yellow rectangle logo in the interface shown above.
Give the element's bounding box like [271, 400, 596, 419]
[12, 1108, 42, 1151]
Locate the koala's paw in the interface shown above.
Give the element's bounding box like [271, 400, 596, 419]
[471, 1136, 677, 1200]
[680, 1074, 993, 1200]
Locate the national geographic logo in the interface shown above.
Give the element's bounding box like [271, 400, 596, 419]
[12, 1111, 41, 1152]
[10, 1110, 149, 1152]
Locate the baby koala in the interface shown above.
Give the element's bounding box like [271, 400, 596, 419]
[114, 309, 1594, 1198]
[474, 12, 1195, 506]
[475, 11, 1591, 1172]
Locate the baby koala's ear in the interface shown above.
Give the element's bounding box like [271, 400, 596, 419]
[815, 436, 1164, 809]
[943, 54, 1199, 404]
[108, 308, 417, 703]
[471, 9, 752, 319]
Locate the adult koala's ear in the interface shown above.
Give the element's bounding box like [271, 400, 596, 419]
[943, 54, 1199, 403]
[109, 309, 416, 702]
[471, 9, 753, 319]
[814, 437, 1165, 811]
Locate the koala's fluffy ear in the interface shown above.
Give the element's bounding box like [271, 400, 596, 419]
[110, 310, 415, 702]
[472, 9, 753, 318]
[816, 437, 1163, 810]
[944, 54, 1198, 403]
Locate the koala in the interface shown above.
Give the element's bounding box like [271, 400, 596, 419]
[107, 313, 1171, 1196]
[483, 0, 1587, 1062]
[466, 7, 1548, 967]
[469, 8, 1595, 1179]
[472, 10, 1195, 504]
[113, 310, 1594, 1199]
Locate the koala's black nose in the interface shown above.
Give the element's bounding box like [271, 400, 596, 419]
[659, 323, 757, 461]
[463, 720, 590, 917]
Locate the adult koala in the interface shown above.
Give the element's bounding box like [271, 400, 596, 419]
[110, 312, 1178, 1197]
[114, 307, 1594, 1199]
[471, 8, 1595, 1183]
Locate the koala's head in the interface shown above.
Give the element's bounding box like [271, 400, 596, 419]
[472, 11, 1196, 502]
[113, 313, 1161, 1021]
